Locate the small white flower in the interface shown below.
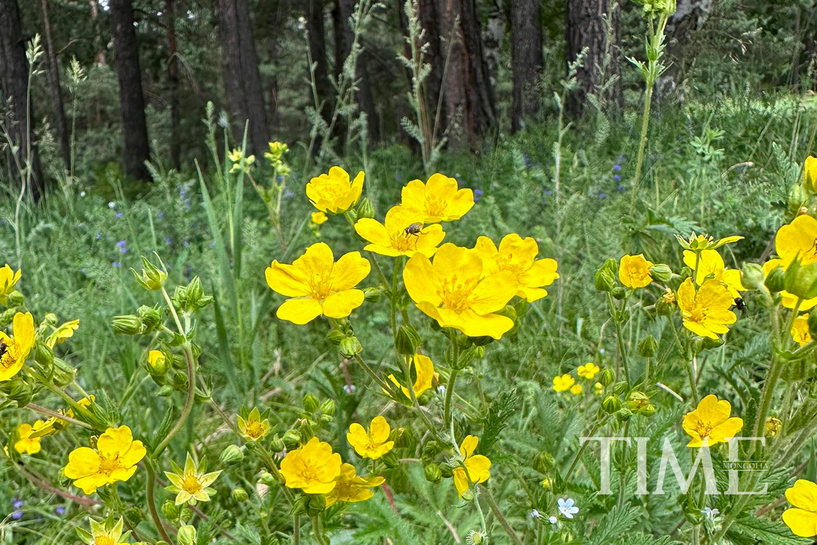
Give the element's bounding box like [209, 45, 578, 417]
[108, 201, 116, 209]
[437, 385, 446, 395]
[548, 516, 558, 525]
[343, 384, 356, 395]
[599, 348, 606, 354]
[557, 498, 579, 519]
[701, 507, 719, 519]
[465, 530, 486, 545]
[80, 191, 86, 197]
[530, 509, 540, 519]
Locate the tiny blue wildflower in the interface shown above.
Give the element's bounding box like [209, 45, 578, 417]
[613, 174, 621, 181]
[474, 188, 483, 202]
[613, 164, 621, 171]
[599, 192, 607, 199]
[55, 506, 65, 515]
[112, 261, 122, 268]
[116, 212, 123, 218]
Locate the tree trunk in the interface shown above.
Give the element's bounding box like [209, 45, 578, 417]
[510, 0, 543, 132]
[89, 0, 106, 66]
[0, 0, 45, 198]
[335, 0, 381, 143]
[307, 0, 333, 134]
[164, 0, 180, 169]
[565, 0, 622, 117]
[217, 0, 270, 155]
[40, 0, 71, 172]
[436, 0, 496, 147]
[659, 0, 714, 102]
[110, 0, 150, 181]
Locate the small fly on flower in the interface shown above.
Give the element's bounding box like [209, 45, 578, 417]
[731, 297, 747, 312]
[404, 223, 424, 237]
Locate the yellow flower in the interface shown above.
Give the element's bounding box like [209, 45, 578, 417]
[46, 319, 79, 349]
[306, 166, 364, 214]
[783, 479, 817, 537]
[0, 264, 21, 304]
[147, 350, 167, 374]
[552, 374, 575, 392]
[677, 278, 737, 339]
[593, 382, 604, 395]
[265, 242, 370, 325]
[792, 314, 812, 346]
[619, 254, 653, 289]
[386, 354, 435, 398]
[228, 149, 255, 173]
[0, 312, 35, 382]
[14, 420, 52, 454]
[64, 425, 146, 494]
[400, 173, 474, 223]
[87, 517, 129, 545]
[570, 384, 583, 395]
[473, 234, 559, 301]
[165, 453, 222, 506]
[324, 463, 384, 507]
[677, 233, 743, 252]
[805, 156, 817, 193]
[763, 259, 817, 311]
[347, 416, 395, 460]
[452, 435, 491, 498]
[238, 407, 270, 442]
[354, 205, 445, 258]
[403, 244, 517, 339]
[577, 363, 600, 380]
[766, 416, 782, 437]
[682, 394, 743, 448]
[311, 211, 328, 225]
[776, 215, 817, 268]
[682, 250, 745, 299]
[279, 436, 342, 494]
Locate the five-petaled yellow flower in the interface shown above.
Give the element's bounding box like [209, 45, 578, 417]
[677, 233, 743, 252]
[682, 394, 743, 448]
[453, 435, 491, 498]
[238, 407, 271, 442]
[474, 234, 559, 301]
[577, 363, 600, 380]
[165, 453, 222, 506]
[347, 416, 395, 460]
[46, 319, 79, 349]
[552, 374, 575, 392]
[619, 254, 653, 289]
[764, 215, 817, 310]
[0, 311, 35, 382]
[401, 173, 474, 223]
[783, 479, 817, 537]
[0, 264, 21, 304]
[279, 437, 342, 494]
[570, 384, 583, 395]
[683, 250, 745, 299]
[763, 260, 817, 311]
[355, 205, 445, 258]
[14, 420, 53, 454]
[86, 517, 130, 545]
[324, 463, 384, 507]
[306, 166, 364, 214]
[265, 242, 370, 325]
[677, 278, 737, 339]
[387, 353, 435, 399]
[404, 244, 517, 339]
[804, 156, 817, 193]
[311, 211, 328, 225]
[64, 425, 146, 494]
[792, 314, 812, 346]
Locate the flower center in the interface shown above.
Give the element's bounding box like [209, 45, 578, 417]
[390, 231, 420, 252]
[307, 272, 334, 302]
[439, 276, 480, 313]
[98, 455, 122, 476]
[627, 263, 648, 281]
[319, 178, 350, 200]
[0, 339, 20, 369]
[95, 537, 115, 545]
[245, 421, 264, 439]
[181, 474, 202, 494]
[424, 196, 447, 218]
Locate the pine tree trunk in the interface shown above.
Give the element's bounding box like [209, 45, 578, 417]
[565, 0, 622, 117]
[110, 0, 151, 181]
[165, 0, 181, 169]
[403, 0, 445, 141]
[0, 0, 45, 198]
[437, 0, 496, 147]
[659, 0, 714, 102]
[510, 0, 544, 133]
[217, 0, 271, 155]
[40, 0, 71, 172]
[335, 0, 381, 143]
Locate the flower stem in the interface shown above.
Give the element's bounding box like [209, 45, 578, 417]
[312, 516, 329, 545]
[352, 353, 391, 392]
[145, 460, 174, 544]
[482, 486, 524, 545]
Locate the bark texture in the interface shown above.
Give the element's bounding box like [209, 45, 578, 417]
[511, 0, 544, 132]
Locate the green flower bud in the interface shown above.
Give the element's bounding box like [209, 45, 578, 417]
[3, 380, 33, 405]
[363, 287, 381, 303]
[320, 399, 336, 417]
[421, 439, 442, 460]
[219, 444, 245, 464]
[270, 434, 286, 451]
[52, 357, 76, 387]
[611, 381, 629, 395]
[156, 384, 174, 397]
[131, 255, 168, 291]
[741, 262, 766, 291]
[177, 525, 196, 545]
[424, 462, 442, 483]
[638, 335, 658, 358]
[649, 264, 672, 283]
[626, 391, 649, 411]
[533, 451, 555, 474]
[137, 305, 163, 332]
[438, 462, 454, 478]
[382, 451, 400, 468]
[784, 259, 817, 300]
[302, 393, 320, 413]
[43, 313, 58, 326]
[765, 265, 786, 293]
[789, 184, 809, 214]
[283, 429, 302, 449]
[598, 368, 615, 387]
[339, 336, 363, 359]
[260, 471, 276, 486]
[35, 342, 54, 367]
[615, 407, 634, 421]
[595, 269, 616, 293]
[494, 305, 517, 323]
[395, 325, 422, 355]
[231, 488, 249, 502]
[640, 404, 657, 417]
[305, 494, 326, 516]
[112, 315, 143, 335]
[701, 336, 724, 351]
[161, 500, 180, 520]
[602, 395, 622, 413]
[326, 330, 345, 345]
[7, 291, 24, 307]
[655, 298, 674, 317]
[357, 198, 375, 220]
[393, 427, 415, 450]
